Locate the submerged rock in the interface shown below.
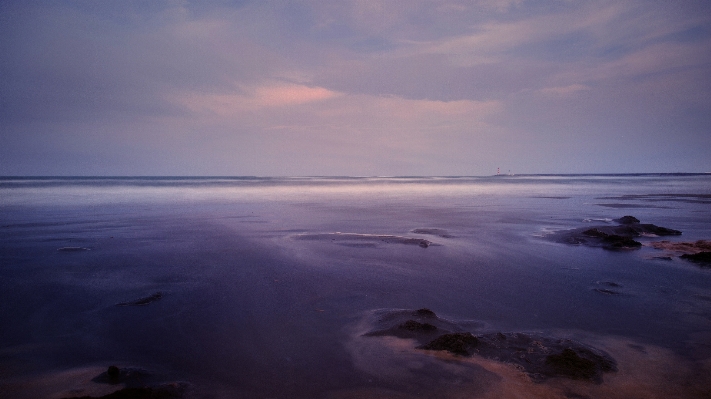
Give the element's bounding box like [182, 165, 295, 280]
[293, 232, 432, 248]
[411, 228, 453, 238]
[116, 292, 163, 306]
[57, 247, 90, 252]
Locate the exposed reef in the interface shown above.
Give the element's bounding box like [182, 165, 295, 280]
[548, 216, 681, 250]
[116, 292, 163, 306]
[293, 232, 432, 248]
[650, 240, 711, 267]
[363, 309, 617, 383]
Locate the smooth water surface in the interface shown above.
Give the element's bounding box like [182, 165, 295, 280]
[1, 175, 710, 398]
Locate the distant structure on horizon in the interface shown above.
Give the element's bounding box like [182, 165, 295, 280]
[495, 168, 513, 176]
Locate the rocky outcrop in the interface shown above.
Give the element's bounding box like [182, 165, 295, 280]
[364, 309, 617, 383]
[550, 216, 681, 250]
[650, 240, 711, 266]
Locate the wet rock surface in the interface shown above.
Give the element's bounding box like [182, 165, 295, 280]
[550, 216, 681, 250]
[364, 309, 617, 383]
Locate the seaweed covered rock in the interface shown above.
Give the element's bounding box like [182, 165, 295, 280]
[650, 240, 711, 266]
[418, 332, 479, 356]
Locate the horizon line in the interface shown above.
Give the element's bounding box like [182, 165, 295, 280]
[1, 173, 710, 179]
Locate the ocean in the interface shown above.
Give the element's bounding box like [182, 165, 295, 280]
[1, 175, 710, 398]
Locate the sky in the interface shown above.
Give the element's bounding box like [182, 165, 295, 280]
[1, 0, 710, 176]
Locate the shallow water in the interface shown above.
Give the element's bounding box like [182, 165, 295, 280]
[1, 175, 710, 398]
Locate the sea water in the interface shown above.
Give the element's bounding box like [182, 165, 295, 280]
[1, 175, 710, 398]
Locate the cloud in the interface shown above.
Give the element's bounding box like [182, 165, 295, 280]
[174, 83, 341, 116]
[539, 84, 590, 96]
[2, 0, 710, 175]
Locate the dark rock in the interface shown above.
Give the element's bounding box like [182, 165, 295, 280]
[616, 216, 640, 224]
[611, 225, 641, 237]
[601, 235, 642, 248]
[363, 309, 617, 383]
[639, 224, 681, 236]
[107, 366, 120, 381]
[399, 320, 437, 332]
[550, 217, 679, 251]
[598, 281, 620, 287]
[91, 367, 152, 385]
[363, 309, 453, 341]
[414, 308, 436, 317]
[117, 292, 163, 306]
[545, 348, 615, 381]
[680, 251, 711, 265]
[582, 228, 608, 238]
[418, 332, 479, 356]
